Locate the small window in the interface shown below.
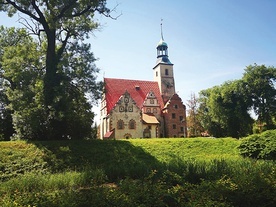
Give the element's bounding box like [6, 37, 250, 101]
[172, 113, 176, 119]
[180, 127, 184, 132]
[156, 71, 158, 77]
[179, 116, 183, 121]
[153, 108, 157, 113]
[117, 120, 124, 129]
[119, 106, 124, 112]
[173, 124, 176, 129]
[147, 108, 151, 113]
[128, 106, 133, 112]
[129, 119, 136, 129]
[150, 99, 154, 104]
[174, 104, 178, 109]
[165, 69, 169, 75]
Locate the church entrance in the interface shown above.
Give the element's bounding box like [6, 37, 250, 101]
[143, 127, 151, 138]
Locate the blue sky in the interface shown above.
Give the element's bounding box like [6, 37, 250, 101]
[90, 0, 276, 100]
[1, 0, 276, 120]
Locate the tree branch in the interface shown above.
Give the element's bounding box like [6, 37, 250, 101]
[56, 31, 71, 62]
[30, 0, 49, 31]
[5, 0, 40, 22]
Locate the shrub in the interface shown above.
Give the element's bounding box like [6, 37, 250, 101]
[238, 130, 276, 160]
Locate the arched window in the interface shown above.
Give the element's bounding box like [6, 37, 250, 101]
[129, 119, 136, 129]
[117, 120, 124, 130]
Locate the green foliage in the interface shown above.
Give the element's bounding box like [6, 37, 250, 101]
[0, 138, 275, 206]
[1, 28, 48, 140]
[238, 130, 276, 160]
[0, 26, 100, 140]
[0, 1, 109, 140]
[199, 81, 254, 138]
[242, 64, 276, 129]
[198, 64, 276, 138]
[0, 141, 48, 181]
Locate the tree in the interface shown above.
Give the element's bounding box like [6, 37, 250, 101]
[198, 80, 253, 138]
[186, 92, 204, 137]
[0, 26, 31, 140]
[0, 1, 112, 139]
[242, 64, 276, 131]
[0, 27, 47, 139]
[197, 64, 276, 137]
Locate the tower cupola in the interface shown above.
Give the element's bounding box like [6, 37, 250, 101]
[156, 22, 172, 64]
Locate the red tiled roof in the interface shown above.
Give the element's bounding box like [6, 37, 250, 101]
[104, 130, 114, 139]
[104, 78, 164, 114]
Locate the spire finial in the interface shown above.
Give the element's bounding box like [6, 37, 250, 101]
[161, 18, 164, 40]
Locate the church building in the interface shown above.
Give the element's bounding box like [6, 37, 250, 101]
[99, 29, 187, 139]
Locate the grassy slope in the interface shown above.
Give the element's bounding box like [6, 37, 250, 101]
[0, 138, 241, 179]
[1, 138, 275, 207]
[129, 138, 241, 161]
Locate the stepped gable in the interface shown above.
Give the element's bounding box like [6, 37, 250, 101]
[104, 78, 164, 114]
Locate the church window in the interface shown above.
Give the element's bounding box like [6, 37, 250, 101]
[173, 124, 176, 129]
[119, 106, 124, 112]
[165, 69, 169, 75]
[172, 113, 176, 119]
[129, 119, 136, 129]
[117, 120, 124, 130]
[150, 99, 154, 104]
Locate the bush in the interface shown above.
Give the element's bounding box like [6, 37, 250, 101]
[238, 130, 276, 160]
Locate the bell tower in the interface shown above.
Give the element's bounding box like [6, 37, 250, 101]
[153, 22, 175, 103]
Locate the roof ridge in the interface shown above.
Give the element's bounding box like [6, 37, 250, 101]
[105, 77, 157, 83]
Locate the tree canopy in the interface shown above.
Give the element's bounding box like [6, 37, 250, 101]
[242, 64, 276, 129]
[0, 1, 112, 140]
[191, 64, 276, 138]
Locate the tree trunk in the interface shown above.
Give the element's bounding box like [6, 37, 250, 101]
[44, 29, 58, 107]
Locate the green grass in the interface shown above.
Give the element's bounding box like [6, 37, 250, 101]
[129, 137, 241, 161]
[0, 138, 275, 207]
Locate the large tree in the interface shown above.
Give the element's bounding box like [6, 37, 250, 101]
[0, 1, 111, 139]
[197, 64, 276, 137]
[242, 64, 276, 130]
[198, 80, 253, 138]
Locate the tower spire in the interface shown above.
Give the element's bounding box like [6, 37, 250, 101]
[161, 18, 164, 40]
